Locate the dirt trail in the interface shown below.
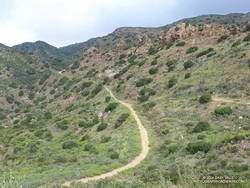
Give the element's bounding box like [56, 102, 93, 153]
[63, 87, 149, 186]
[212, 96, 250, 105]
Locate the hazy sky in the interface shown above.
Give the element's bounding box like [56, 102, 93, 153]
[0, 0, 249, 47]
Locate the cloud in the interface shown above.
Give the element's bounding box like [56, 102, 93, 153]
[0, 0, 177, 47]
[0, 0, 249, 47]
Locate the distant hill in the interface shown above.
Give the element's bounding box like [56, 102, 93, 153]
[161, 12, 250, 29]
[56, 12, 250, 56]
[13, 41, 72, 70]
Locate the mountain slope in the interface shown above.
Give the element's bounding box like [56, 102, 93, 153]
[0, 13, 250, 188]
[13, 41, 73, 70]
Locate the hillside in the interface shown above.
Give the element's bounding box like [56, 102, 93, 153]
[13, 41, 74, 70]
[0, 13, 250, 188]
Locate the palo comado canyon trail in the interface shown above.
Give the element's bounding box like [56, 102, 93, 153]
[62, 86, 149, 186]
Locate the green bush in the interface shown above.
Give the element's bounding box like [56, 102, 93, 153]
[217, 35, 229, 43]
[54, 155, 68, 164]
[71, 61, 80, 69]
[39, 73, 50, 85]
[34, 129, 45, 138]
[138, 88, 156, 96]
[114, 113, 129, 128]
[81, 81, 93, 89]
[119, 54, 126, 59]
[243, 33, 250, 42]
[166, 59, 177, 67]
[28, 92, 35, 100]
[105, 96, 111, 102]
[186, 46, 198, 54]
[105, 102, 119, 112]
[244, 24, 250, 32]
[135, 78, 153, 87]
[184, 73, 191, 79]
[50, 89, 56, 95]
[62, 141, 78, 149]
[230, 164, 249, 172]
[110, 152, 119, 159]
[166, 42, 173, 50]
[192, 121, 210, 133]
[81, 135, 89, 141]
[137, 60, 146, 67]
[168, 78, 177, 88]
[6, 95, 14, 104]
[126, 74, 133, 80]
[214, 106, 232, 116]
[150, 59, 157, 66]
[78, 121, 95, 128]
[28, 143, 38, 153]
[84, 144, 98, 154]
[97, 123, 107, 132]
[9, 82, 18, 88]
[44, 111, 52, 119]
[148, 47, 158, 55]
[223, 133, 249, 144]
[26, 68, 35, 75]
[137, 87, 156, 103]
[84, 144, 93, 151]
[82, 90, 89, 97]
[176, 41, 186, 47]
[227, 144, 238, 153]
[137, 95, 149, 103]
[199, 94, 212, 104]
[167, 144, 179, 154]
[91, 84, 103, 97]
[186, 141, 211, 154]
[196, 48, 214, 58]
[57, 120, 69, 130]
[149, 68, 159, 75]
[101, 136, 111, 143]
[18, 90, 24, 96]
[0, 113, 6, 120]
[183, 60, 194, 69]
[232, 40, 241, 47]
[57, 124, 68, 130]
[58, 76, 69, 86]
[103, 77, 110, 85]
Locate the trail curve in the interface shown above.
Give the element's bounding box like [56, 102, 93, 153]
[63, 86, 149, 186]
